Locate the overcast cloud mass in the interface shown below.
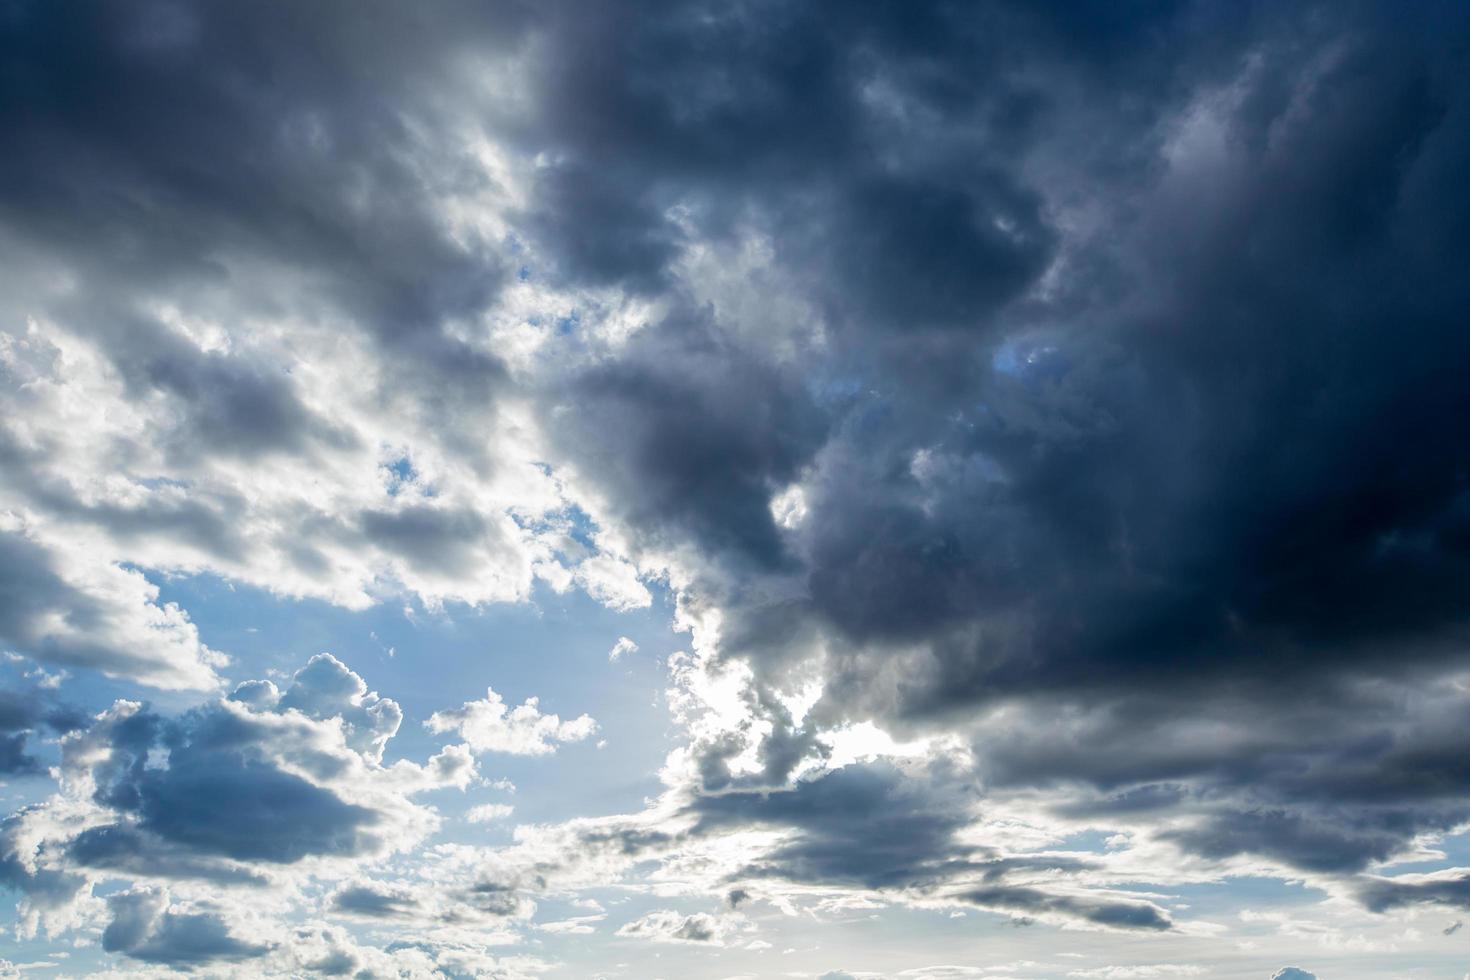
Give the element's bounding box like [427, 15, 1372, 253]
[3, 1, 1470, 977]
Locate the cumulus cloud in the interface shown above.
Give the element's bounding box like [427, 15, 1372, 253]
[268, 653, 404, 764]
[608, 636, 639, 663]
[102, 888, 272, 967]
[0, 655, 507, 970]
[426, 688, 596, 756]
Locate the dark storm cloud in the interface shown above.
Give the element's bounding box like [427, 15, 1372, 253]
[551, 308, 827, 570]
[787, 172, 1055, 334]
[508, 0, 1470, 904]
[792, 3, 1470, 713]
[513, 0, 1470, 706]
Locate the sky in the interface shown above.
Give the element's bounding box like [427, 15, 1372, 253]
[2, 1, 1470, 978]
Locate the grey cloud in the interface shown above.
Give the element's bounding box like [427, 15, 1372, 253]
[66, 825, 270, 886]
[0, 0, 534, 650]
[525, 161, 683, 294]
[957, 885, 1171, 931]
[550, 308, 827, 571]
[0, 0, 526, 344]
[306, 949, 360, 977]
[98, 714, 382, 864]
[0, 815, 88, 915]
[615, 909, 723, 944]
[969, 681, 1470, 877]
[0, 429, 248, 566]
[103, 889, 272, 967]
[332, 882, 419, 919]
[69, 658, 421, 873]
[6, 0, 1470, 950]
[355, 506, 513, 582]
[1358, 873, 1470, 913]
[330, 875, 536, 926]
[786, 171, 1055, 334]
[679, 760, 1155, 931]
[0, 529, 220, 688]
[688, 761, 980, 891]
[516, 0, 1470, 762]
[0, 687, 85, 776]
[0, 733, 36, 776]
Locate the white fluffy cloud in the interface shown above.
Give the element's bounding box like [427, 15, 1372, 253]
[425, 688, 596, 756]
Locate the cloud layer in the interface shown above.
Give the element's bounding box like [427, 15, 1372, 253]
[3, 0, 1470, 976]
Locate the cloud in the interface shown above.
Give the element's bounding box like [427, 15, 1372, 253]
[615, 909, 728, 945]
[507, 0, 1470, 917]
[79, 706, 389, 866]
[0, 524, 226, 690]
[0, 0, 657, 694]
[330, 881, 421, 919]
[0, 684, 86, 776]
[466, 803, 516, 824]
[608, 636, 639, 663]
[5, 0, 1470, 970]
[102, 888, 272, 967]
[686, 760, 981, 892]
[1270, 970, 1319, 980]
[1358, 870, 1470, 913]
[0, 655, 492, 967]
[956, 885, 1171, 932]
[426, 688, 596, 756]
[270, 653, 403, 764]
[574, 556, 652, 610]
[1070, 969, 1204, 979]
